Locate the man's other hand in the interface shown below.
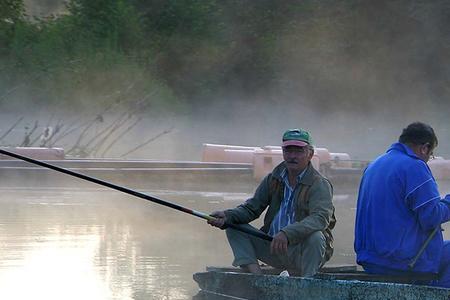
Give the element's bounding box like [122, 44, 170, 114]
[270, 231, 288, 255]
[208, 210, 227, 229]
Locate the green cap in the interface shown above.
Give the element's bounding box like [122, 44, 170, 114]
[282, 128, 313, 147]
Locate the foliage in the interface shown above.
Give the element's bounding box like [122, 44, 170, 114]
[1, 0, 450, 111]
[0, 0, 25, 55]
[67, 0, 143, 52]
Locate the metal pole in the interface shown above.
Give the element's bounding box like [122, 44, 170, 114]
[408, 227, 439, 269]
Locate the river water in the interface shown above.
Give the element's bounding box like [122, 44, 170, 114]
[1, 182, 450, 300]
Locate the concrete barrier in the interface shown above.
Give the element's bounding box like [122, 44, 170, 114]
[201, 143, 260, 163]
[253, 148, 283, 180]
[329, 152, 352, 168]
[202, 144, 379, 181]
[223, 149, 255, 164]
[0, 147, 65, 160]
[314, 147, 331, 165]
[253, 147, 323, 180]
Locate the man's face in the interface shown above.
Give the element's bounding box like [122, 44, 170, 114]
[282, 145, 314, 174]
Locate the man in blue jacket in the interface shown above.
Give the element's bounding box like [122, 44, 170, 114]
[354, 122, 450, 287]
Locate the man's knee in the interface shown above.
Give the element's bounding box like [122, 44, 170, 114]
[286, 231, 326, 276]
[303, 231, 326, 251]
[225, 227, 245, 241]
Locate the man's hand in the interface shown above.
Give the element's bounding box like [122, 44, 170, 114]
[207, 210, 227, 229]
[270, 231, 289, 255]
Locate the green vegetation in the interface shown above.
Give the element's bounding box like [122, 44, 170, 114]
[1, 1, 450, 112]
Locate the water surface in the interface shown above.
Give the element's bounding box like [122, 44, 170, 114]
[1, 183, 449, 299]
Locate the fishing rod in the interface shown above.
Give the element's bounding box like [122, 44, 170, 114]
[408, 227, 439, 269]
[408, 199, 450, 269]
[0, 148, 272, 241]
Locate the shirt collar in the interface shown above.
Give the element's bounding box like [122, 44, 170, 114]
[281, 167, 307, 186]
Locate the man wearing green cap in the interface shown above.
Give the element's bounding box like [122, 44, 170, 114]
[208, 129, 335, 276]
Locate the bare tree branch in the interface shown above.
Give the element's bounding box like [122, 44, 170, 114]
[120, 127, 174, 158]
[90, 113, 134, 157]
[100, 116, 142, 157]
[0, 116, 24, 143]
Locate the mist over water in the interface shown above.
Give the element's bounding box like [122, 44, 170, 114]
[2, 99, 449, 164]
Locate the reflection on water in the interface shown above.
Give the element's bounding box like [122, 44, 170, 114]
[2, 183, 449, 299]
[0, 187, 241, 300]
[0, 232, 109, 299]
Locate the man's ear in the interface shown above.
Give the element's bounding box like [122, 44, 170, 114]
[419, 143, 431, 156]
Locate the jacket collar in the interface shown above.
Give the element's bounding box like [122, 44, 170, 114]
[272, 161, 316, 186]
[387, 142, 421, 160]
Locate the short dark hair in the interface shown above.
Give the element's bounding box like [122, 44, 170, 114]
[398, 122, 438, 148]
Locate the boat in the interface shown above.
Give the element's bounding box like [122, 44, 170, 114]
[193, 265, 450, 300]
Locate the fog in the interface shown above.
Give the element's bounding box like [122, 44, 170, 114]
[4, 1, 449, 162]
[1, 100, 448, 163]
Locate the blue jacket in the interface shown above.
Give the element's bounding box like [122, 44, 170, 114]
[354, 142, 450, 273]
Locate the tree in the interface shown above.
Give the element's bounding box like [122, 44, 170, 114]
[0, 0, 25, 54]
[66, 0, 143, 52]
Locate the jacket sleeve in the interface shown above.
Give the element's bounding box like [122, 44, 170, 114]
[406, 163, 450, 230]
[281, 178, 334, 245]
[413, 184, 450, 230]
[223, 174, 271, 224]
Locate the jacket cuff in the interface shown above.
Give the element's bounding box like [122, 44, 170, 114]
[223, 209, 236, 223]
[443, 195, 450, 206]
